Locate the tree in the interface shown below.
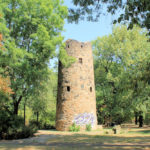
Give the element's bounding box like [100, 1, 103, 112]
[68, 0, 150, 34]
[0, 0, 67, 115]
[93, 25, 150, 125]
[29, 69, 57, 128]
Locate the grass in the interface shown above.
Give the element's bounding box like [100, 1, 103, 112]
[0, 125, 150, 150]
[128, 130, 150, 134]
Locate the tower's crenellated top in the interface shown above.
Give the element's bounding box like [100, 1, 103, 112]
[65, 39, 91, 52]
[66, 39, 90, 44]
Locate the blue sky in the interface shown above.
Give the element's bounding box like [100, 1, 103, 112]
[62, 0, 115, 42]
[50, 0, 118, 68]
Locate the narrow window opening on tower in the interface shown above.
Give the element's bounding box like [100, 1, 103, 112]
[67, 86, 70, 92]
[79, 58, 82, 64]
[68, 45, 69, 48]
[81, 45, 83, 48]
[90, 87, 92, 92]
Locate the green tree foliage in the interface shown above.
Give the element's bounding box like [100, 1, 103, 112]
[93, 25, 150, 125]
[29, 69, 57, 128]
[59, 43, 76, 68]
[0, 0, 67, 138]
[0, 0, 67, 115]
[68, 0, 150, 34]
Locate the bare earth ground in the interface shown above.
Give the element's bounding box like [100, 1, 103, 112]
[0, 125, 150, 150]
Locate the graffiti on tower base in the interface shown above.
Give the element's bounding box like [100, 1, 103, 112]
[73, 113, 95, 126]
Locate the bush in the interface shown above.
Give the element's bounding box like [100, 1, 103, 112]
[0, 114, 37, 140]
[29, 120, 40, 128]
[29, 119, 55, 130]
[69, 123, 80, 132]
[1, 125, 37, 140]
[86, 124, 92, 131]
[43, 123, 55, 130]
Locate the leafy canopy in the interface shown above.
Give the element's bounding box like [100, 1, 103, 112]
[0, 0, 67, 115]
[68, 0, 150, 34]
[93, 25, 150, 124]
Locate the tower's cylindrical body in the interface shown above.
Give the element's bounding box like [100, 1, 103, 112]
[56, 39, 97, 131]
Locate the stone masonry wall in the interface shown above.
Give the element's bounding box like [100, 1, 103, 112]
[56, 39, 97, 131]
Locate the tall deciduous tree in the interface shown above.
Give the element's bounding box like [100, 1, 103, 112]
[29, 69, 57, 127]
[93, 26, 150, 125]
[0, 0, 67, 115]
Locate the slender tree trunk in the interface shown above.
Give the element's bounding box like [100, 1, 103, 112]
[12, 87, 26, 115]
[14, 96, 22, 115]
[139, 115, 143, 127]
[13, 102, 19, 115]
[135, 112, 138, 125]
[37, 111, 39, 128]
[13, 95, 23, 115]
[24, 102, 26, 126]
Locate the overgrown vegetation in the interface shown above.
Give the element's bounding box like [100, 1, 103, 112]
[86, 124, 92, 131]
[69, 123, 80, 132]
[59, 43, 76, 68]
[0, 114, 37, 140]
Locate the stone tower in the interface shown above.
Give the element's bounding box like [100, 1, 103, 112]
[56, 39, 97, 131]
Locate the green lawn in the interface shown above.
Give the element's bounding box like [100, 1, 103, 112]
[0, 126, 150, 150]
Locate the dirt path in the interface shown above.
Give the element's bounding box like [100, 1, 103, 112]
[0, 130, 150, 150]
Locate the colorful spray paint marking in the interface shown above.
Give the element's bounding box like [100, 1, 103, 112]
[73, 113, 95, 126]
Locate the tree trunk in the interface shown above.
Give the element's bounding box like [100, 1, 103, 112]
[13, 95, 23, 115]
[24, 102, 26, 126]
[37, 111, 39, 128]
[139, 115, 143, 127]
[135, 112, 138, 125]
[13, 102, 19, 115]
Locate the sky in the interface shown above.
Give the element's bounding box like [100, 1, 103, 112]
[50, 0, 118, 68]
[63, 0, 115, 42]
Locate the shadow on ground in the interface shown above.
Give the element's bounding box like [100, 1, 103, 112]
[0, 130, 150, 150]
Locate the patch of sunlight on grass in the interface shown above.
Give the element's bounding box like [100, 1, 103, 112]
[128, 130, 150, 135]
[0, 146, 48, 150]
[1, 145, 150, 150]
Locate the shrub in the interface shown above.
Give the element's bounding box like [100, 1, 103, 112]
[1, 125, 37, 140]
[43, 123, 55, 130]
[0, 114, 37, 140]
[86, 124, 92, 131]
[69, 123, 80, 132]
[29, 120, 39, 128]
[29, 119, 55, 130]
